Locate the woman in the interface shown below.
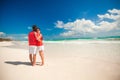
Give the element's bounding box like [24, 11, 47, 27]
[35, 28, 44, 66]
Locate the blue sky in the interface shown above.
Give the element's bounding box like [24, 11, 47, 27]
[0, 0, 120, 40]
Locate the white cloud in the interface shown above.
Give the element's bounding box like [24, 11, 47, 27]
[55, 19, 98, 37]
[0, 32, 28, 40]
[0, 32, 5, 35]
[55, 9, 120, 37]
[0, 32, 6, 37]
[98, 8, 120, 20]
[108, 9, 120, 14]
[55, 21, 64, 28]
[8, 34, 28, 40]
[28, 26, 32, 30]
[60, 31, 75, 36]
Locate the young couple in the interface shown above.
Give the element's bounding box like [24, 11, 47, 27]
[28, 25, 44, 66]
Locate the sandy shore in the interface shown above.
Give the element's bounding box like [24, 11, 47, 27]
[0, 41, 120, 80]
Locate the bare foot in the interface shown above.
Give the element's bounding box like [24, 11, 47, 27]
[40, 63, 44, 66]
[30, 62, 33, 65]
[32, 63, 36, 66]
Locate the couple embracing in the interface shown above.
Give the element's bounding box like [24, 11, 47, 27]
[28, 25, 44, 66]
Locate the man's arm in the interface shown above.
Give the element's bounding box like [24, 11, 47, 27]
[34, 32, 40, 41]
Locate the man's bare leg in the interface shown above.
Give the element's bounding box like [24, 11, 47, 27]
[29, 54, 33, 65]
[39, 51, 44, 66]
[32, 54, 36, 66]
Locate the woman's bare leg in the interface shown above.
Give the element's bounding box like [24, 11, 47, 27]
[39, 51, 44, 66]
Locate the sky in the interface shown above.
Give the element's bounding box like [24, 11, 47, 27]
[0, 0, 120, 40]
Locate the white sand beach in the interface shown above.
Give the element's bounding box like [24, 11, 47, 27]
[0, 41, 120, 80]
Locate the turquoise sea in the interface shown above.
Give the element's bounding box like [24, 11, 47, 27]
[11, 36, 120, 44]
[44, 36, 120, 41]
[41, 36, 120, 44]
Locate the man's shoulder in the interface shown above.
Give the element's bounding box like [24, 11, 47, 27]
[29, 31, 34, 34]
[28, 31, 33, 36]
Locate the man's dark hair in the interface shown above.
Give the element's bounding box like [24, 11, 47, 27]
[32, 25, 37, 31]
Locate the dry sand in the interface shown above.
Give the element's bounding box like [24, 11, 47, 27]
[0, 41, 120, 80]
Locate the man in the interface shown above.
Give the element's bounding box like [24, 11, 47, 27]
[28, 25, 38, 66]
